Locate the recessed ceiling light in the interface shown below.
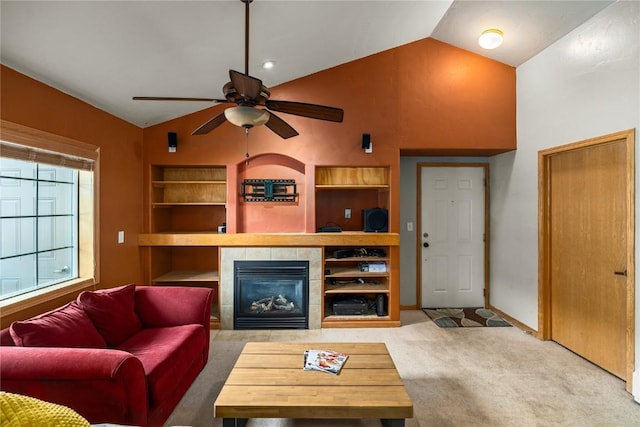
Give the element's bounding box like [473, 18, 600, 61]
[262, 60, 275, 70]
[478, 29, 503, 50]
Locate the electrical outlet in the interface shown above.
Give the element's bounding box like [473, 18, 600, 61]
[118, 230, 124, 244]
[407, 222, 413, 231]
[344, 208, 351, 219]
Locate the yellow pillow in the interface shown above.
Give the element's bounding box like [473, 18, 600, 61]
[0, 392, 90, 427]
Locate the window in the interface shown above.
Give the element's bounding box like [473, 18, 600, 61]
[0, 158, 82, 299]
[0, 121, 98, 314]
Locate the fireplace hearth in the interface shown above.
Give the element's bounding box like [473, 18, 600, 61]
[234, 260, 309, 329]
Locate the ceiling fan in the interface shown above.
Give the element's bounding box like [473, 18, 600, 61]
[133, 0, 344, 139]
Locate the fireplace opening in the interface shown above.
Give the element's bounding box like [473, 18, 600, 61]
[234, 260, 309, 329]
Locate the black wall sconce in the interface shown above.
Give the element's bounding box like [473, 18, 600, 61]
[362, 133, 372, 153]
[168, 132, 178, 153]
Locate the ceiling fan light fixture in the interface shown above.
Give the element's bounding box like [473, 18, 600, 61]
[478, 29, 503, 50]
[224, 106, 269, 128]
[135, 0, 342, 139]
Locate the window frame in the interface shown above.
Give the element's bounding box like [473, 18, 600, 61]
[0, 120, 99, 322]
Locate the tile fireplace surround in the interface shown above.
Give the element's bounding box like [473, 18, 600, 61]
[219, 247, 322, 329]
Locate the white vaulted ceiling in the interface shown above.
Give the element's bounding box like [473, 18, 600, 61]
[0, 0, 613, 128]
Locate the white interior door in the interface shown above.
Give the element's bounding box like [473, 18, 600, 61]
[420, 166, 485, 308]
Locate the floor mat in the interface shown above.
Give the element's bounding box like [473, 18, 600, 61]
[423, 307, 512, 328]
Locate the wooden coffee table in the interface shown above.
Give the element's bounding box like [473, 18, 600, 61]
[214, 342, 413, 427]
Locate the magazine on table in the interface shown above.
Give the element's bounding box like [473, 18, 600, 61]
[303, 349, 348, 375]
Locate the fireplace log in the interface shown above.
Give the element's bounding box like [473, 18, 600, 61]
[250, 295, 295, 312]
[274, 294, 295, 311]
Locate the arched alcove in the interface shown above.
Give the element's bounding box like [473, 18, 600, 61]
[233, 153, 309, 233]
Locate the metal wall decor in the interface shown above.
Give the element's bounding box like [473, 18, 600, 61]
[241, 179, 298, 202]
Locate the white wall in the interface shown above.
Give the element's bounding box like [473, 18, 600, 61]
[489, 0, 639, 400]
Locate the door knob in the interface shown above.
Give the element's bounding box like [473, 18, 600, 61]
[423, 242, 429, 248]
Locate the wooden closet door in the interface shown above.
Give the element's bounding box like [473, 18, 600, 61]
[549, 140, 627, 379]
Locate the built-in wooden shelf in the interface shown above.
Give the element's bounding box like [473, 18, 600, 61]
[152, 270, 219, 283]
[152, 166, 226, 208]
[324, 283, 389, 294]
[325, 268, 389, 278]
[139, 232, 400, 247]
[322, 238, 394, 327]
[321, 316, 400, 328]
[139, 232, 400, 328]
[142, 162, 398, 329]
[152, 202, 226, 208]
[325, 256, 390, 263]
[148, 167, 226, 331]
[314, 166, 390, 234]
[152, 180, 226, 186]
[315, 184, 389, 190]
[315, 166, 389, 187]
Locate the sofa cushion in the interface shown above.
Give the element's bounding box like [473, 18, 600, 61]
[77, 284, 141, 347]
[117, 324, 206, 407]
[9, 302, 106, 348]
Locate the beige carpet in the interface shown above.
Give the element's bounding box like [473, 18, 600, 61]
[165, 310, 640, 426]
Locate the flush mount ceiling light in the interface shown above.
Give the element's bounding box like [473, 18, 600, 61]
[224, 106, 269, 128]
[478, 29, 504, 50]
[262, 60, 275, 70]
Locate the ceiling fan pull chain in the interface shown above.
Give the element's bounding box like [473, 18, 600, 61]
[245, 127, 250, 164]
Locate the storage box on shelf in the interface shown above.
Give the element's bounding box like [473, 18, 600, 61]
[147, 165, 227, 328]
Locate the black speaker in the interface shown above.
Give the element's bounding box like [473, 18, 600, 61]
[362, 133, 371, 150]
[376, 294, 386, 316]
[363, 208, 388, 232]
[168, 132, 178, 152]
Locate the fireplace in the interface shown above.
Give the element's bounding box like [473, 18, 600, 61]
[234, 260, 309, 329]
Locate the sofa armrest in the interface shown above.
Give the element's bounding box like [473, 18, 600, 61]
[0, 346, 148, 426]
[0, 327, 15, 346]
[134, 285, 214, 361]
[134, 285, 213, 329]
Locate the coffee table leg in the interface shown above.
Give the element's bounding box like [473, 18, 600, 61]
[381, 419, 405, 427]
[222, 418, 248, 427]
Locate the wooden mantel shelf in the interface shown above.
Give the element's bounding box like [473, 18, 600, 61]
[139, 232, 399, 247]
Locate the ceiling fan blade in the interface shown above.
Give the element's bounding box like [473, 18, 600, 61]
[133, 96, 224, 102]
[265, 100, 344, 122]
[192, 112, 227, 135]
[229, 69, 263, 100]
[264, 112, 299, 139]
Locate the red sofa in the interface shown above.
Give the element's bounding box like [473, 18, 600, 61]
[0, 284, 214, 427]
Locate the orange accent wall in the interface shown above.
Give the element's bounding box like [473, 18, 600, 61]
[1, 65, 144, 293]
[142, 37, 516, 232]
[0, 37, 515, 317]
